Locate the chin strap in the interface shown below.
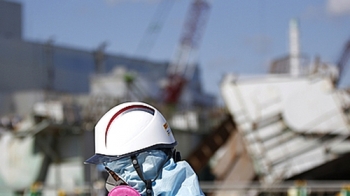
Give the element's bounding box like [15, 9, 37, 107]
[172, 149, 181, 162]
[131, 149, 177, 196]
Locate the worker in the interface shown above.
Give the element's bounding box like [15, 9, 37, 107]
[85, 101, 204, 196]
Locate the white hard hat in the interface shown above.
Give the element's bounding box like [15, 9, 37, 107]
[85, 102, 177, 164]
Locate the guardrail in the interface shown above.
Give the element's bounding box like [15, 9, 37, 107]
[200, 181, 350, 196]
[4, 181, 350, 196]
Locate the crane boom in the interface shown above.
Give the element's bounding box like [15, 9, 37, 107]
[164, 0, 210, 104]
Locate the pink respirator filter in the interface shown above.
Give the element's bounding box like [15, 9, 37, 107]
[108, 185, 141, 196]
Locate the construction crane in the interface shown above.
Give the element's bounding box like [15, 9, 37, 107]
[163, 0, 211, 104]
[134, 0, 175, 58]
[334, 39, 350, 88]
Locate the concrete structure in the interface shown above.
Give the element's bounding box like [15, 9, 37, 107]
[0, 1, 22, 40]
[289, 19, 301, 77]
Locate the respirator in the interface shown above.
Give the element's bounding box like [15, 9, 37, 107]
[108, 185, 140, 196]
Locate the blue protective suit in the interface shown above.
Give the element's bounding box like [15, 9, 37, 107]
[104, 150, 205, 196]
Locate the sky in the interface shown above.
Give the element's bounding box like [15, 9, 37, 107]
[9, 0, 350, 101]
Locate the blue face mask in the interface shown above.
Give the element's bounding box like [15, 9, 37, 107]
[103, 149, 204, 196]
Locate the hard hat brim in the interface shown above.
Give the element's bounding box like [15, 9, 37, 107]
[84, 142, 177, 165]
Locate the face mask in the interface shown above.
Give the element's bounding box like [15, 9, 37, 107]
[104, 149, 205, 196]
[103, 150, 168, 195]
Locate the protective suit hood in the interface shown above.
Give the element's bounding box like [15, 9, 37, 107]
[104, 150, 204, 196]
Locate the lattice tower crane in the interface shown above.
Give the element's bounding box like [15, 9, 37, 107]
[163, 0, 211, 104]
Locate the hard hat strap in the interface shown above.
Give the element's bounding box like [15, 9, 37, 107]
[131, 150, 172, 196]
[172, 149, 182, 162]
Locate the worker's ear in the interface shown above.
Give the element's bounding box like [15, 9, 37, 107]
[172, 149, 181, 162]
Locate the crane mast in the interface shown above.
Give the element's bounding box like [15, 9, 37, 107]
[164, 0, 210, 104]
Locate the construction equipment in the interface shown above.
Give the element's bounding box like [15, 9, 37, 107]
[134, 0, 175, 57]
[163, 0, 211, 104]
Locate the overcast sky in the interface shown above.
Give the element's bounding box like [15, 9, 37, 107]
[11, 0, 350, 100]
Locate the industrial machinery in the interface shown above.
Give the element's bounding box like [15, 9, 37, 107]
[163, 0, 211, 104]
